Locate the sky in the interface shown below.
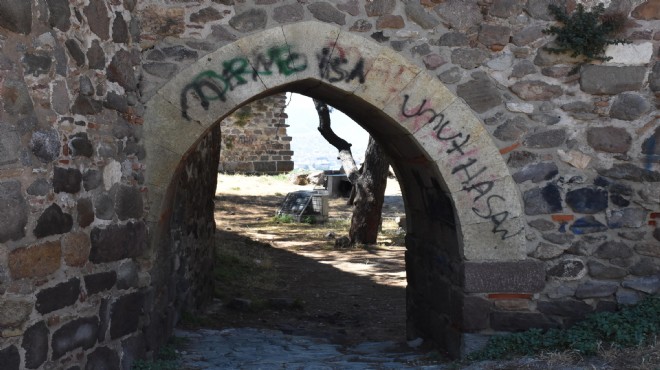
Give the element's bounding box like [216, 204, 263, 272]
[284, 93, 369, 169]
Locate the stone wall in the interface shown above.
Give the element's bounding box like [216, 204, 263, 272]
[0, 0, 658, 366]
[219, 93, 294, 174]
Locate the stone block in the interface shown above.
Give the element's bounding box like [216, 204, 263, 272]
[33, 203, 73, 238]
[604, 42, 654, 65]
[575, 280, 618, 298]
[86, 346, 120, 370]
[490, 311, 558, 331]
[0, 124, 21, 167]
[463, 260, 545, 293]
[580, 65, 646, 94]
[110, 292, 144, 339]
[0, 345, 20, 370]
[77, 198, 95, 228]
[456, 77, 502, 113]
[9, 240, 61, 279]
[523, 183, 562, 215]
[594, 241, 632, 259]
[51, 317, 99, 359]
[462, 296, 492, 332]
[622, 276, 660, 294]
[36, 278, 80, 314]
[0, 181, 28, 242]
[84, 271, 117, 295]
[121, 334, 147, 370]
[89, 221, 147, 263]
[565, 187, 608, 214]
[0, 299, 32, 329]
[62, 231, 90, 267]
[114, 185, 143, 221]
[587, 126, 632, 153]
[22, 321, 48, 369]
[537, 299, 592, 318]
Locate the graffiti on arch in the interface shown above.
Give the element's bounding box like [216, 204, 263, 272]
[401, 94, 523, 241]
[180, 43, 366, 120]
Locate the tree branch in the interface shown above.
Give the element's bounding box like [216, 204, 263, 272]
[313, 99, 359, 183]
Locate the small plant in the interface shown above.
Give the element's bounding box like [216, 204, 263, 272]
[469, 296, 660, 361]
[543, 3, 628, 62]
[131, 338, 183, 370]
[234, 106, 252, 127]
[301, 215, 315, 224]
[272, 214, 295, 223]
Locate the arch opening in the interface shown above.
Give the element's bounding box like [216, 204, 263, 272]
[143, 21, 532, 358]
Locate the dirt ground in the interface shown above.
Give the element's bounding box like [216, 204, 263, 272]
[190, 173, 418, 351]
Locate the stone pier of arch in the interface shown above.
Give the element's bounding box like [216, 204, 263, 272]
[0, 1, 658, 368]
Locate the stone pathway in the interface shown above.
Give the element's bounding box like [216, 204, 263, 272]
[175, 328, 446, 369]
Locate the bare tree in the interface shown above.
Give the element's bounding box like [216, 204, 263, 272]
[313, 99, 390, 245]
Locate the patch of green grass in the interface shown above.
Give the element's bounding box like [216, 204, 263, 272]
[271, 214, 295, 223]
[469, 296, 660, 361]
[131, 337, 185, 370]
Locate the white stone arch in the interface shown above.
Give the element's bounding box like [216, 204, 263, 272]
[142, 21, 526, 263]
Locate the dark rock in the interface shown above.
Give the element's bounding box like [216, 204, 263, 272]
[79, 76, 94, 96]
[569, 216, 607, 235]
[190, 7, 222, 23]
[210, 25, 237, 41]
[77, 197, 95, 227]
[537, 299, 592, 318]
[71, 95, 103, 115]
[46, 0, 71, 31]
[110, 292, 144, 339]
[337, 0, 359, 16]
[575, 280, 618, 298]
[53, 167, 82, 193]
[530, 242, 565, 260]
[622, 276, 660, 294]
[630, 258, 660, 276]
[0, 0, 32, 34]
[411, 43, 431, 56]
[104, 92, 129, 113]
[635, 243, 660, 258]
[456, 78, 502, 113]
[478, 24, 510, 47]
[493, 117, 528, 141]
[510, 80, 562, 100]
[87, 40, 106, 70]
[112, 12, 129, 43]
[547, 258, 586, 280]
[273, 4, 304, 23]
[433, 0, 483, 30]
[513, 162, 558, 183]
[117, 260, 138, 289]
[114, 185, 143, 220]
[90, 221, 147, 263]
[462, 296, 492, 332]
[161, 46, 198, 62]
[528, 218, 555, 231]
[616, 290, 640, 306]
[365, 0, 395, 16]
[610, 93, 650, 121]
[565, 188, 608, 214]
[405, 3, 439, 29]
[491, 312, 558, 331]
[54, 44, 67, 76]
[529, 113, 561, 125]
[36, 278, 80, 314]
[510, 60, 537, 78]
[610, 194, 630, 207]
[34, 203, 73, 238]
[542, 232, 574, 245]
[0, 346, 19, 370]
[489, 0, 525, 18]
[84, 0, 110, 40]
[597, 163, 660, 182]
[434, 32, 469, 47]
[143, 63, 178, 79]
[82, 170, 102, 191]
[507, 150, 538, 168]
[463, 260, 545, 293]
[22, 53, 52, 76]
[438, 66, 462, 84]
[0, 181, 28, 242]
[607, 208, 647, 229]
[69, 133, 93, 157]
[27, 178, 50, 196]
[121, 334, 147, 370]
[587, 126, 632, 153]
[107, 50, 138, 92]
[619, 231, 645, 241]
[52, 317, 99, 359]
[22, 321, 49, 369]
[650, 62, 660, 92]
[65, 39, 85, 67]
[642, 127, 660, 156]
[86, 346, 120, 370]
[0, 124, 21, 167]
[594, 241, 632, 259]
[525, 0, 568, 20]
[512, 24, 544, 46]
[349, 19, 372, 32]
[588, 260, 628, 279]
[85, 271, 117, 295]
[524, 129, 566, 148]
[580, 65, 647, 94]
[94, 193, 114, 220]
[308, 2, 346, 25]
[655, 228, 660, 242]
[451, 48, 489, 69]
[98, 299, 110, 342]
[2, 76, 33, 115]
[370, 31, 389, 42]
[561, 101, 594, 118]
[523, 183, 562, 215]
[229, 8, 267, 32]
[51, 80, 70, 114]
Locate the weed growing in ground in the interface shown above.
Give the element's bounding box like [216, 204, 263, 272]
[271, 214, 295, 223]
[469, 296, 660, 361]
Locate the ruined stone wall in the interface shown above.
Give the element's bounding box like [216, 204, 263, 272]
[0, 0, 658, 366]
[220, 93, 294, 174]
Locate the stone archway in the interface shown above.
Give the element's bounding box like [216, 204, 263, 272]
[143, 21, 537, 356]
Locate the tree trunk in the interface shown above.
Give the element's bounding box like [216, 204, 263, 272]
[313, 99, 389, 245]
[349, 137, 390, 245]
